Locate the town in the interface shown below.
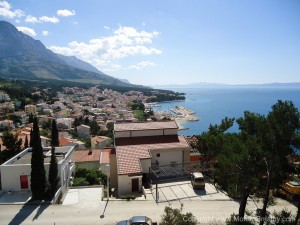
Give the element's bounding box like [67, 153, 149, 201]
[0, 79, 299, 225]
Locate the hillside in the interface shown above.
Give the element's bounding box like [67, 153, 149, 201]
[0, 21, 143, 88]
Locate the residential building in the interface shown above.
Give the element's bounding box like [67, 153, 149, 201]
[114, 121, 191, 196]
[0, 92, 10, 101]
[0, 119, 15, 130]
[72, 149, 101, 170]
[25, 105, 36, 115]
[59, 137, 85, 149]
[76, 125, 90, 137]
[56, 118, 73, 130]
[91, 136, 112, 149]
[0, 146, 75, 197]
[0, 102, 15, 111]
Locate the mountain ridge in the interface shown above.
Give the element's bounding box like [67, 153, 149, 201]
[0, 20, 143, 88]
[154, 82, 300, 89]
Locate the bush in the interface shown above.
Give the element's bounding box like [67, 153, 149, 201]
[119, 195, 136, 201]
[86, 170, 100, 185]
[160, 204, 197, 225]
[74, 168, 106, 185]
[72, 177, 89, 186]
[75, 168, 88, 178]
[225, 214, 255, 225]
[271, 209, 295, 225]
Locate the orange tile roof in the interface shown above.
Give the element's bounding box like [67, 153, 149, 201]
[114, 121, 178, 132]
[116, 135, 190, 175]
[72, 149, 101, 163]
[100, 149, 112, 164]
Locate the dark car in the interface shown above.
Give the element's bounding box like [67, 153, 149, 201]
[117, 216, 157, 225]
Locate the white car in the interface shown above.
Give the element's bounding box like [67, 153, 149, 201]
[117, 216, 157, 225]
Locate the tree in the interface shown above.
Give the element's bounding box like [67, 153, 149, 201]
[30, 117, 46, 200]
[160, 204, 197, 225]
[28, 113, 34, 123]
[24, 135, 28, 149]
[29, 129, 33, 147]
[259, 101, 300, 225]
[90, 118, 99, 136]
[2, 131, 22, 154]
[51, 119, 59, 147]
[215, 133, 263, 224]
[48, 145, 59, 197]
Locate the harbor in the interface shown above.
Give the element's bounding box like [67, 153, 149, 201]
[152, 104, 200, 131]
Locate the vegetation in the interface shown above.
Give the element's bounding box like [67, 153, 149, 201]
[48, 120, 59, 197]
[119, 195, 136, 201]
[51, 119, 59, 147]
[48, 146, 59, 197]
[72, 168, 107, 186]
[0, 131, 23, 163]
[196, 100, 300, 225]
[160, 204, 197, 225]
[30, 117, 46, 200]
[0, 77, 185, 104]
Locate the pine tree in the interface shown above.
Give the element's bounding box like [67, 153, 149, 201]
[30, 117, 46, 200]
[51, 119, 59, 147]
[48, 145, 59, 197]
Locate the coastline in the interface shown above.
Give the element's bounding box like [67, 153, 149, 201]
[173, 106, 200, 131]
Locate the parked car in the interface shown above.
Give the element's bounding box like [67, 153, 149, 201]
[117, 216, 157, 225]
[191, 172, 205, 188]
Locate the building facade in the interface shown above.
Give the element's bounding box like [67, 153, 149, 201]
[114, 121, 191, 196]
[0, 146, 75, 197]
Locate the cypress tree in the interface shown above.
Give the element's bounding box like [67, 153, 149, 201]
[29, 129, 33, 147]
[48, 145, 59, 197]
[51, 119, 59, 147]
[28, 113, 34, 123]
[30, 117, 46, 200]
[24, 135, 28, 149]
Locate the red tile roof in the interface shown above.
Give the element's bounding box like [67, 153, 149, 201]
[72, 149, 101, 163]
[116, 135, 190, 175]
[100, 149, 112, 164]
[114, 121, 178, 132]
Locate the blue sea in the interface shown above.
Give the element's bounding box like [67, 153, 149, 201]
[154, 87, 300, 136]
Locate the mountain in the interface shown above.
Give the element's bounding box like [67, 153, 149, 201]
[56, 54, 106, 75]
[154, 82, 300, 89]
[0, 21, 141, 88]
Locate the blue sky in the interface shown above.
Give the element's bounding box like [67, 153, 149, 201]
[1, 0, 299, 86]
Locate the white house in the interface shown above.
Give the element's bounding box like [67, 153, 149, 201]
[0, 146, 75, 197]
[76, 125, 90, 137]
[56, 118, 73, 130]
[114, 121, 191, 196]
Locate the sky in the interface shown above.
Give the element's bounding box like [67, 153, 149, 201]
[0, 0, 300, 86]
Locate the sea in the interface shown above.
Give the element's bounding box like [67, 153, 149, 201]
[153, 87, 300, 136]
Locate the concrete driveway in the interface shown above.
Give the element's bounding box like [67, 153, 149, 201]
[62, 186, 103, 205]
[147, 180, 231, 203]
[0, 190, 31, 204]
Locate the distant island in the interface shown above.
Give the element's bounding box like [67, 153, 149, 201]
[154, 82, 300, 89]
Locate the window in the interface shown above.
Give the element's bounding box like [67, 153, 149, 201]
[156, 153, 160, 157]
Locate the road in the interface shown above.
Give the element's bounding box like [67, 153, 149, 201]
[0, 198, 297, 225]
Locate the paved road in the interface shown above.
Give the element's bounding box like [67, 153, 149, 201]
[0, 198, 297, 225]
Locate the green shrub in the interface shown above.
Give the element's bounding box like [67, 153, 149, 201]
[120, 195, 136, 201]
[86, 171, 100, 185]
[75, 168, 88, 178]
[72, 177, 89, 186]
[225, 214, 255, 225]
[271, 209, 295, 225]
[160, 204, 197, 225]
